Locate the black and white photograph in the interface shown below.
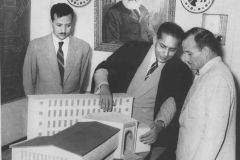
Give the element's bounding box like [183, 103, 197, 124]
[1, 0, 240, 160]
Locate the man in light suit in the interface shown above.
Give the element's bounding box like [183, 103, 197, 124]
[177, 28, 236, 160]
[92, 22, 193, 160]
[23, 3, 92, 95]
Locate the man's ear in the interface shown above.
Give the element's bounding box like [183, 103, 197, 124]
[202, 46, 211, 59]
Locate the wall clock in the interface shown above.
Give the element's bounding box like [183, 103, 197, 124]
[67, 0, 92, 7]
[181, 0, 214, 14]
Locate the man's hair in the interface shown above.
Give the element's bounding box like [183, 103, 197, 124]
[157, 22, 184, 42]
[184, 27, 222, 57]
[50, 3, 74, 21]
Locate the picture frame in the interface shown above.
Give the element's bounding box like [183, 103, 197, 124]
[202, 13, 228, 45]
[94, 0, 176, 52]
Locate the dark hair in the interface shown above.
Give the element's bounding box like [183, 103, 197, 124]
[50, 3, 74, 21]
[157, 22, 184, 43]
[184, 27, 222, 57]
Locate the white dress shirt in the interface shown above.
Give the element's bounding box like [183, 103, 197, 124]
[52, 33, 69, 66]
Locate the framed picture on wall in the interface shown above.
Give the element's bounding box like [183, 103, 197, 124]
[94, 0, 176, 52]
[202, 13, 228, 45]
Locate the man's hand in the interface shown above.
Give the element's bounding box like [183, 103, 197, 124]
[99, 84, 114, 112]
[139, 121, 164, 145]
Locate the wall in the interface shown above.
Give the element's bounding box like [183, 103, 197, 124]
[1, 98, 28, 146]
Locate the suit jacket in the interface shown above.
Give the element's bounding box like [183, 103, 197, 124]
[92, 41, 193, 147]
[102, 1, 150, 43]
[23, 34, 92, 95]
[176, 57, 236, 160]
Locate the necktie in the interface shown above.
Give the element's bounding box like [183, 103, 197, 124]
[133, 9, 140, 20]
[145, 60, 158, 80]
[57, 42, 64, 87]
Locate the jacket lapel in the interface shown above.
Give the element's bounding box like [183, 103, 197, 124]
[64, 37, 76, 83]
[45, 35, 61, 81]
[130, 10, 140, 22]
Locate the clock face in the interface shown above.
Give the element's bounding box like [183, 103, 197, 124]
[67, 0, 92, 7]
[181, 0, 214, 13]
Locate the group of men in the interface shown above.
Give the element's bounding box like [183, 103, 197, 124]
[23, 2, 237, 160]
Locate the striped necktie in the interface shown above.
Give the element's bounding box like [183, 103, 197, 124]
[57, 41, 64, 87]
[133, 9, 140, 20]
[145, 60, 158, 80]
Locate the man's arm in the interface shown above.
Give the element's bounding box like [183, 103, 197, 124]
[155, 97, 176, 127]
[92, 41, 151, 111]
[139, 97, 176, 144]
[23, 42, 37, 95]
[94, 68, 114, 111]
[141, 58, 193, 145]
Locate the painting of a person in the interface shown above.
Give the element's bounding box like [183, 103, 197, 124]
[102, 0, 155, 44]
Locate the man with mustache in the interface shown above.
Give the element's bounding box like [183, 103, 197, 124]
[23, 3, 92, 95]
[102, 0, 155, 43]
[92, 22, 193, 160]
[176, 27, 236, 160]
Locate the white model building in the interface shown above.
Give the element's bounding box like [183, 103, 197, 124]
[11, 93, 150, 160]
[84, 112, 138, 159]
[26, 94, 133, 139]
[11, 121, 119, 160]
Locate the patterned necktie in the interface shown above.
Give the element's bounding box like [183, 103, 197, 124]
[133, 9, 140, 20]
[57, 42, 64, 87]
[145, 59, 158, 80]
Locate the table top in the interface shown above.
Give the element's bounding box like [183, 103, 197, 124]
[2, 149, 149, 160]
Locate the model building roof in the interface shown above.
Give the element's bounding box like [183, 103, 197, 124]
[12, 121, 119, 156]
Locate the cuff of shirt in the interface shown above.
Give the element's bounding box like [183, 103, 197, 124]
[95, 81, 109, 94]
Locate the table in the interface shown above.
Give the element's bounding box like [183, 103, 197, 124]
[2, 149, 149, 160]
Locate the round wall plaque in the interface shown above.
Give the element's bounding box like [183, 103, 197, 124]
[67, 0, 91, 7]
[181, 0, 214, 14]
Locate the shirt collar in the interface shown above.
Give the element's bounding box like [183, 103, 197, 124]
[197, 56, 222, 76]
[52, 33, 69, 46]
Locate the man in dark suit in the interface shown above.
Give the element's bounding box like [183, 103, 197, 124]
[23, 3, 92, 95]
[102, 0, 154, 43]
[92, 22, 193, 160]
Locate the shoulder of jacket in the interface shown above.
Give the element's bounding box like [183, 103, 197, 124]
[166, 57, 191, 72]
[71, 36, 90, 46]
[30, 34, 50, 44]
[124, 40, 152, 48]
